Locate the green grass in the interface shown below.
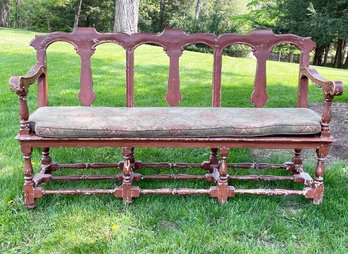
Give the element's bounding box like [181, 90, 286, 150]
[0, 28, 347, 253]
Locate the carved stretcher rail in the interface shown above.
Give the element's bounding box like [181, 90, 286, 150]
[51, 162, 290, 170]
[40, 174, 308, 183]
[34, 187, 309, 197]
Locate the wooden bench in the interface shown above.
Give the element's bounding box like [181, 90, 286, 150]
[10, 28, 343, 209]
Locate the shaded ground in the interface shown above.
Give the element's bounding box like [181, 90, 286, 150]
[252, 102, 348, 163]
[309, 102, 348, 160]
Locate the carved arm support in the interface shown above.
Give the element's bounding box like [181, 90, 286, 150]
[9, 64, 46, 135]
[300, 67, 344, 137]
[300, 67, 343, 97]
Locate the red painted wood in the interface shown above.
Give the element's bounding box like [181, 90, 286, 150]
[252, 50, 270, 107]
[126, 49, 135, 107]
[18, 135, 333, 149]
[10, 28, 345, 208]
[212, 49, 222, 107]
[165, 48, 183, 106]
[30, 28, 316, 107]
[77, 48, 96, 106]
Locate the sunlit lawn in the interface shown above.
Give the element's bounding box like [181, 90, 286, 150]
[0, 28, 347, 253]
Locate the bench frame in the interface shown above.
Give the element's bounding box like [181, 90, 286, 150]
[10, 28, 343, 209]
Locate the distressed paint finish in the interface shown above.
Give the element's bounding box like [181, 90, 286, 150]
[30, 28, 316, 107]
[21, 143, 35, 209]
[210, 147, 235, 203]
[76, 47, 96, 106]
[252, 49, 270, 107]
[9, 28, 344, 208]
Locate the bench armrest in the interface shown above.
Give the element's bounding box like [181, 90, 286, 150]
[9, 64, 46, 135]
[9, 64, 46, 95]
[300, 67, 344, 138]
[300, 67, 343, 97]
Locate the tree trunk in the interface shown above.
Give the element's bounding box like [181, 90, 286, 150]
[73, 0, 83, 30]
[195, 0, 202, 20]
[14, 0, 21, 28]
[343, 44, 348, 69]
[113, 0, 140, 33]
[313, 45, 325, 66]
[343, 53, 348, 69]
[334, 39, 345, 68]
[323, 44, 330, 66]
[289, 51, 294, 63]
[159, 0, 167, 31]
[0, 0, 10, 27]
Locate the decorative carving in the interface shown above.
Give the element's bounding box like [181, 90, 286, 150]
[76, 48, 96, 106]
[251, 49, 271, 107]
[21, 144, 35, 209]
[114, 147, 140, 203]
[165, 48, 183, 106]
[41, 147, 52, 173]
[27, 28, 318, 107]
[8, 28, 345, 208]
[210, 147, 235, 203]
[290, 149, 304, 175]
[300, 67, 344, 96]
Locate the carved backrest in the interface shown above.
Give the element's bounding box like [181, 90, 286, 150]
[30, 28, 315, 108]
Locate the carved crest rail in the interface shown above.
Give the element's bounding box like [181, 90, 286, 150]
[31, 28, 315, 107]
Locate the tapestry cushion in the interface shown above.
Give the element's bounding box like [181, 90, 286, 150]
[28, 107, 322, 138]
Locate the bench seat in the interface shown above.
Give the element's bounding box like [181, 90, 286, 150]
[28, 106, 322, 138]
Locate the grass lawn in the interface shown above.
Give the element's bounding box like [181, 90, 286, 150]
[0, 28, 347, 253]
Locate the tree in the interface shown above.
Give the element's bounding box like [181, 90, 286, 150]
[246, 0, 348, 68]
[0, 0, 9, 27]
[73, 0, 83, 29]
[195, 0, 201, 20]
[113, 0, 140, 33]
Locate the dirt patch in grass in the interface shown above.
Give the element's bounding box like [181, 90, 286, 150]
[251, 102, 348, 162]
[309, 102, 348, 160]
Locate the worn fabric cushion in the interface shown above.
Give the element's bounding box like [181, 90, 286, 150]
[28, 106, 321, 138]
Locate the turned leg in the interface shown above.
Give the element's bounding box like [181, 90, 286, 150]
[129, 147, 135, 164]
[210, 147, 234, 203]
[202, 148, 219, 172]
[312, 146, 328, 204]
[114, 147, 140, 203]
[122, 147, 133, 185]
[41, 147, 52, 173]
[209, 148, 219, 173]
[305, 145, 329, 204]
[290, 149, 304, 175]
[21, 144, 35, 209]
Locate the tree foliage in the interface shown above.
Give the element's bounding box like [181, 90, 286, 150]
[1, 0, 347, 67]
[246, 0, 348, 67]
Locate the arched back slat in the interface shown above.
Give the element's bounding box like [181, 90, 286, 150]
[30, 28, 315, 107]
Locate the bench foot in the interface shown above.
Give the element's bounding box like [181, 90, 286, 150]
[210, 184, 235, 204]
[311, 182, 324, 205]
[114, 184, 141, 203]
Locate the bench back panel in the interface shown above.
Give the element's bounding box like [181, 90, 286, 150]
[30, 28, 315, 107]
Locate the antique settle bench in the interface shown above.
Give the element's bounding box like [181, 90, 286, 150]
[10, 28, 343, 209]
